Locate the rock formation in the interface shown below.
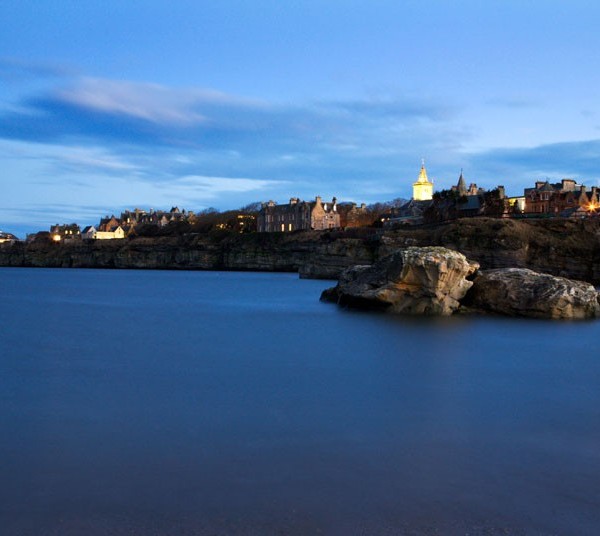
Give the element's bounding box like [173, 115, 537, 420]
[321, 246, 479, 316]
[467, 268, 600, 319]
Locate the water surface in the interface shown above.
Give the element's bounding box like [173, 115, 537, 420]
[1, 268, 599, 535]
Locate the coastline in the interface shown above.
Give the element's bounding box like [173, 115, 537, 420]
[2, 217, 600, 284]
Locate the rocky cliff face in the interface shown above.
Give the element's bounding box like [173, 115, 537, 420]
[2, 218, 600, 284]
[381, 218, 600, 285]
[0, 231, 376, 276]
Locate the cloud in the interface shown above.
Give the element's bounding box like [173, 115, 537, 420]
[170, 175, 287, 194]
[0, 75, 455, 151]
[0, 74, 467, 209]
[466, 138, 600, 191]
[54, 77, 245, 125]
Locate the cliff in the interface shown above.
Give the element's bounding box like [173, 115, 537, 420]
[2, 218, 600, 284]
[0, 230, 377, 276]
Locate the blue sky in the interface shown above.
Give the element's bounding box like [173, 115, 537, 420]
[2, 0, 600, 235]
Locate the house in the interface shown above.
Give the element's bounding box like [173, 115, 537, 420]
[98, 216, 121, 232]
[337, 202, 371, 228]
[385, 198, 433, 226]
[82, 224, 124, 240]
[119, 207, 194, 229]
[0, 231, 18, 244]
[257, 196, 341, 232]
[49, 223, 81, 242]
[95, 226, 125, 240]
[81, 226, 97, 240]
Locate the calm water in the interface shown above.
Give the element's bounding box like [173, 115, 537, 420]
[1, 268, 599, 535]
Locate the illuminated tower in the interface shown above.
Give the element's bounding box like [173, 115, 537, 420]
[412, 159, 434, 201]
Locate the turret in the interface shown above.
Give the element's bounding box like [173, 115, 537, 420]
[412, 159, 434, 201]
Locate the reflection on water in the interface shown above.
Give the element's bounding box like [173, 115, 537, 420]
[1, 268, 599, 535]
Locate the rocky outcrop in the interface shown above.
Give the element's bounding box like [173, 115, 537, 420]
[321, 247, 479, 316]
[467, 268, 600, 319]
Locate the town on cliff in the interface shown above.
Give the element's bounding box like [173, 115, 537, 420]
[1, 162, 599, 244]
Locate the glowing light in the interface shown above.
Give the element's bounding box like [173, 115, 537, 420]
[52, 234, 61, 242]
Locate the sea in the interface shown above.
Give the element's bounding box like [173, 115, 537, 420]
[1, 268, 599, 535]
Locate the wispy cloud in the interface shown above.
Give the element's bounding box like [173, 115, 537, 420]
[170, 175, 287, 195]
[0, 75, 456, 151]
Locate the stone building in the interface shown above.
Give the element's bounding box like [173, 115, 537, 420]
[524, 179, 598, 215]
[257, 196, 341, 232]
[338, 202, 371, 228]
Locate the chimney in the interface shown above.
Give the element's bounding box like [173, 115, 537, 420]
[289, 197, 298, 205]
[315, 196, 322, 205]
[497, 185, 505, 199]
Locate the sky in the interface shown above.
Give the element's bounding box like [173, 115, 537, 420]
[2, 0, 600, 236]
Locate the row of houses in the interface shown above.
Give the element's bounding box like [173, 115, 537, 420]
[45, 206, 195, 241]
[524, 179, 598, 215]
[256, 196, 371, 233]
[15, 163, 600, 241]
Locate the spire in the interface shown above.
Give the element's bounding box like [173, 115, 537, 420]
[457, 168, 467, 195]
[418, 159, 428, 183]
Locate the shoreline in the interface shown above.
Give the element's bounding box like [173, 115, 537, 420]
[2, 217, 600, 284]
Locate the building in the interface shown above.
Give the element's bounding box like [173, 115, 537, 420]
[524, 179, 598, 215]
[450, 169, 485, 197]
[387, 162, 437, 225]
[49, 223, 81, 242]
[82, 225, 125, 240]
[257, 196, 341, 232]
[337, 202, 371, 228]
[95, 226, 125, 240]
[413, 160, 434, 201]
[81, 226, 97, 240]
[0, 231, 18, 244]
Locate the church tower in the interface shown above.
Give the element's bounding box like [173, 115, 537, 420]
[412, 160, 434, 201]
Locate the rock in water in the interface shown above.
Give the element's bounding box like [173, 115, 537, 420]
[321, 246, 479, 316]
[468, 268, 600, 319]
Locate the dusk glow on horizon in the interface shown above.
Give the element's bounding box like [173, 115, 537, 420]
[2, 0, 600, 236]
